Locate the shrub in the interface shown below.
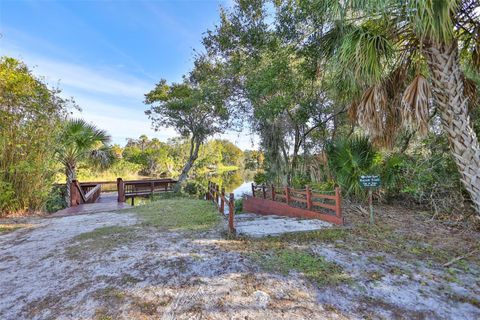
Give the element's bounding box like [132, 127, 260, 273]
[0, 57, 70, 214]
[183, 180, 207, 198]
[326, 136, 377, 199]
[253, 171, 268, 185]
[292, 172, 311, 189]
[0, 180, 16, 214]
[381, 136, 466, 214]
[234, 198, 243, 213]
[44, 185, 67, 213]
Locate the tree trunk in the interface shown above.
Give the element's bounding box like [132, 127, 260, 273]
[65, 164, 76, 207]
[174, 136, 201, 192]
[424, 41, 480, 213]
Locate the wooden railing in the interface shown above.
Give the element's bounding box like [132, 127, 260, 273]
[206, 181, 235, 233]
[70, 180, 102, 207]
[247, 183, 343, 225]
[117, 178, 177, 204]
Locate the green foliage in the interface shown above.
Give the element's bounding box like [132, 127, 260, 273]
[292, 172, 311, 189]
[44, 185, 67, 213]
[382, 136, 466, 213]
[234, 198, 243, 214]
[310, 180, 337, 193]
[0, 56, 70, 215]
[244, 150, 264, 170]
[0, 181, 15, 212]
[183, 180, 206, 198]
[326, 136, 377, 198]
[144, 57, 233, 185]
[253, 171, 268, 185]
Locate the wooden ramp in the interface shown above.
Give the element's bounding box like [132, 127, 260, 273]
[234, 213, 333, 238]
[50, 193, 132, 217]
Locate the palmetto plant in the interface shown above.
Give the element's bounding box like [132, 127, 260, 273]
[318, 0, 480, 213]
[326, 136, 377, 198]
[56, 119, 112, 205]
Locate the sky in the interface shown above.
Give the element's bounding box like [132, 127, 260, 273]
[0, 0, 258, 150]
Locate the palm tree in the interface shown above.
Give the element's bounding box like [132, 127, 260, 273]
[317, 0, 480, 212]
[57, 119, 112, 205]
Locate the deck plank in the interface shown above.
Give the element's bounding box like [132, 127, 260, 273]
[50, 193, 132, 217]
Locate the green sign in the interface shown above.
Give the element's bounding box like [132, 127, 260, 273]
[359, 175, 381, 188]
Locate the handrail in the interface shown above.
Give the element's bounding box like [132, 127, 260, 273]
[117, 178, 177, 203]
[84, 184, 101, 202]
[70, 180, 101, 207]
[206, 181, 235, 234]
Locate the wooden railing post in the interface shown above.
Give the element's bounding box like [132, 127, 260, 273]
[271, 184, 275, 201]
[206, 181, 210, 200]
[228, 193, 235, 233]
[70, 180, 80, 207]
[251, 183, 256, 197]
[285, 186, 290, 205]
[215, 184, 219, 205]
[306, 185, 312, 210]
[262, 184, 266, 199]
[335, 187, 342, 220]
[117, 178, 125, 202]
[220, 187, 225, 214]
[150, 181, 154, 196]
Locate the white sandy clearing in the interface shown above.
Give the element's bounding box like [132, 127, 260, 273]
[1, 210, 479, 320]
[0, 211, 345, 320]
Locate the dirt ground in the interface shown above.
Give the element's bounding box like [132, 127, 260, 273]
[1, 203, 479, 320]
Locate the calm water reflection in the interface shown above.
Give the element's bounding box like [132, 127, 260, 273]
[195, 169, 255, 196]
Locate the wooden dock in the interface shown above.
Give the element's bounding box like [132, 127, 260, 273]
[51, 178, 177, 217]
[50, 193, 132, 217]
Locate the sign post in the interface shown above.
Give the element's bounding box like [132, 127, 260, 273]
[359, 175, 381, 225]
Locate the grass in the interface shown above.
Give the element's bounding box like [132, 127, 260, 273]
[132, 198, 221, 231]
[0, 223, 31, 234]
[66, 225, 140, 258]
[65, 197, 220, 258]
[250, 248, 350, 286]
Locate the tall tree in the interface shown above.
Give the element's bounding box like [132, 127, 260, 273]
[145, 57, 231, 190]
[311, 0, 480, 212]
[0, 57, 70, 213]
[56, 119, 112, 205]
[203, 1, 345, 185]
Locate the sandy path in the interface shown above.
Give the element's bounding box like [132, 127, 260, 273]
[0, 212, 345, 320]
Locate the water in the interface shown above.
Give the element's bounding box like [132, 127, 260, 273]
[231, 181, 253, 198]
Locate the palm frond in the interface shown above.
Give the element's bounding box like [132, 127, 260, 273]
[56, 118, 112, 167]
[337, 22, 395, 85]
[401, 75, 431, 135]
[356, 84, 387, 138]
[89, 146, 115, 170]
[407, 0, 458, 44]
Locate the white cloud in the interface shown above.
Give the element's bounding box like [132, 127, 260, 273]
[1, 39, 258, 150]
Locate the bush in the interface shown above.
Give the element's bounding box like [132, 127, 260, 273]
[326, 136, 377, 199]
[44, 185, 67, 213]
[310, 180, 336, 192]
[0, 57, 70, 214]
[234, 198, 243, 213]
[292, 173, 311, 189]
[0, 180, 16, 214]
[253, 171, 268, 185]
[183, 180, 207, 198]
[381, 136, 466, 214]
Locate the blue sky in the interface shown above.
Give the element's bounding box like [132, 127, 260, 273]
[0, 0, 257, 149]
